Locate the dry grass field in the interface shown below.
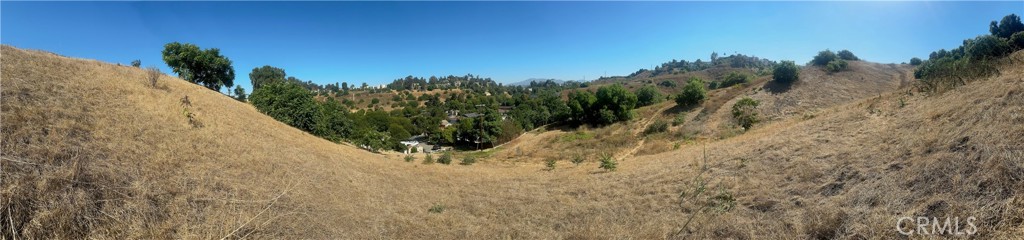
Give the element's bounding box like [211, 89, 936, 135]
[2, 45, 1023, 239]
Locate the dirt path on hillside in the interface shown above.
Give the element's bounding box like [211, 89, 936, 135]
[616, 103, 675, 160]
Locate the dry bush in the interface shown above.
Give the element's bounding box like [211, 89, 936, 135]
[146, 66, 161, 88]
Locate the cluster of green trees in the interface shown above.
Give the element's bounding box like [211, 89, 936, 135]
[914, 14, 1023, 92]
[811, 49, 857, 73]
[158, 41, 757, 153]
[629, 53, 777, 78]
[566, 84, 639, 125]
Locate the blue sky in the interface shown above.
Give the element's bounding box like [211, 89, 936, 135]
[3, 2, 1021, 93]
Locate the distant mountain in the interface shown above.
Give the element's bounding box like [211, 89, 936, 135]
[508, 78, 565, 86]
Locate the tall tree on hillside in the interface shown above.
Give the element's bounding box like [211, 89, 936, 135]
[161, 42, 235, 91]
[248, 65, 286, 90]
[990, 14, 1024, 39]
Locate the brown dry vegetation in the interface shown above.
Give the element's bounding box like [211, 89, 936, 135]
[2, 45, 1023, 239]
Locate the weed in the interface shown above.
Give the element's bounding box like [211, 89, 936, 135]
[571, 154, 585, 165]
[423, 154, 435, 164]
[459, 156, 476, 165]
[438, 152, 453, 165]
[428, 204, 445, 213]
[404, 155, 415, 162]
[599, 153, 617, 172]
[545, 158, 556, 171]
[643, 120, 669, 136]
[672, 113, 686, 126]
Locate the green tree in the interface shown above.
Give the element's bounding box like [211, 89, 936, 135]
[966, 35, 1011, 60]
[909, 57, 923, 66]
[131, 60, 141, 68]
[314, 99, 353, 142]
[233, 85, 247, 102]
[635, 85, 662, 107]
[250, 65, 286, 90]
[990, 14, 1024, 39]
[161, 42, 235, 91]
[249, 82, 319, 132]
[675, 77, 707, 107]
[811, 49, 837, 66]
[731, 97, 760, 130]
[567, 90, 597, 123]
[594, 84, 638, 123]
[773, 61, 800, 84]
[837, 49, 859, 61]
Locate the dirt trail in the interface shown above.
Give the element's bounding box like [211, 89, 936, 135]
[616, 103, 675, 160]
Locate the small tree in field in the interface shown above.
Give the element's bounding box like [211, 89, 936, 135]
[773, 61, 800, 84]
[635, 85, 662, 107]
[131, 60, 141, 68]
[675, 78, 707, 107]
[731, 97, 760, 130]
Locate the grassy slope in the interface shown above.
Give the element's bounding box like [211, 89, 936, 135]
[2, 45, 1022, 238]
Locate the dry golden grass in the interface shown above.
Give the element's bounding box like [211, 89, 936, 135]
[2, 45, 1023, 239]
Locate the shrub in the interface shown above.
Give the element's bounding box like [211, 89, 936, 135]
[825, 59, 848, 73]
[131, 60, 141, 67]
[635, 86, 662, 107]
[731, 97, 760, 130]
[643, 120, 668, 136]
[675, 78, 707, 107]
[460, 156, 476, 165]
[404, 155, 415, 162]
[428, 204, 445, 213]
[811, 49, 837, 66]
[545, 158, 556, 171]
[1011, 32, 1024, 50]
[672, 113, 686, 126]
[659, 80, 677, 88]
[719, 72, 749, 88]
[423, 154, 435, 164]
[772, 61, 800, 84]
[966, 35, 1011, 60]
[599, 153, 617, 172]
[909, 57, 923, 66]
[145, 66, 161, 88]
[837, 49, 859, 61]
[571, 154, 585, 165]
[437, 152, 453, 164]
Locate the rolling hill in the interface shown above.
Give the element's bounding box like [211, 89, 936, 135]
[3, 45, 1023, 239]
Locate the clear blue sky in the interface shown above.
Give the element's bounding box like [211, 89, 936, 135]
[3, 2, 1021, 93]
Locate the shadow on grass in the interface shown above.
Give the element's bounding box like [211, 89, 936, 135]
[763, 80, 795, 94]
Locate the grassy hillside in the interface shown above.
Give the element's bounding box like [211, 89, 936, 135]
[3, 45, 1023, 238]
